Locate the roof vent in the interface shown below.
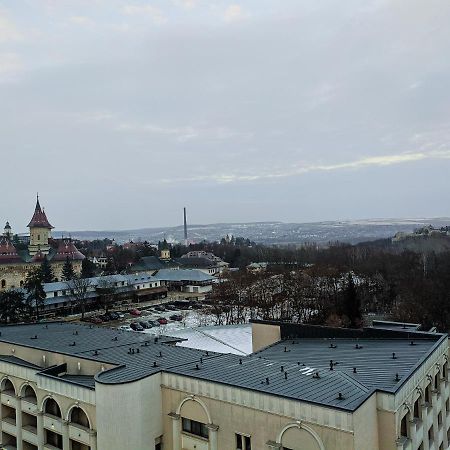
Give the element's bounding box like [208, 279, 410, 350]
[329, 360, 334, 370]
[239, 359, 242, 365]
[200, 357, 203, 364]
[93, 350, 99, 356]
[30, 335, 38, 340]
[136, 348, 140, 354]
[281, 366, 284, 372]
[355, 344, 362, 349]
[353, 367, 357, 374]
[69, 341, 76, 346]
[73, 330, 79, 336]
[284, 346, 290, 352]
[392, 352, 397, 359]
[195, 364, 200, 370]
[329, 343, 337, 349]
[410, 341, 416, 346]
[158, 351, 163, 358]
[312, 372, 320, 379]
[266, 377, 270, 384]
[153, 361, 158, 367]
[205, 351, 209, 356]
[395, 373, 400, 382]
[112, 336, 118, 341]
[284, 372, 288, 380]
[337, 393, 344, 400]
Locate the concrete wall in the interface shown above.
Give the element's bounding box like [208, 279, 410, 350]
[162, 386, 356, 450]
[251, 322, 281, 352]
[353, 395, 379, 450]
[96, 374, 163, 450]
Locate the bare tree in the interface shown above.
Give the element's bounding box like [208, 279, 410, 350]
[66, 276, 92, 320]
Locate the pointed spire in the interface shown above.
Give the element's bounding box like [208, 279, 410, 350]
[27, 194, 53, 229]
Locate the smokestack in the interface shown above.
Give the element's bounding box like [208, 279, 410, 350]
[183, 207, 188, 243]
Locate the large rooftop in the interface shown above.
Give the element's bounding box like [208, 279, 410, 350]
[0, 321, 444, 411]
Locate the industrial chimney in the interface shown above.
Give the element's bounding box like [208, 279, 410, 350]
[183, 207, 188, 244]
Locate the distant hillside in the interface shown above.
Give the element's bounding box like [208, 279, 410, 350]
[57, 217, 450, 246]
[358, 233, 450, 253]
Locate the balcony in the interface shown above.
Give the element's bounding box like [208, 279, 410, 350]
[22, 424, 38, 445]
[68, 423, 91, 445]
[43, 414, 63, 434]
[396, 436, 412, 450]
[21, 398, 38, 415]
[2, 416, 17, 435]
[1, 392, 17, 408]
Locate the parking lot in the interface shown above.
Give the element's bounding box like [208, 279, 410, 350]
[83, 299, 216, 336]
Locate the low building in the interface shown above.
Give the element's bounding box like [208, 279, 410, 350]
[31, 273, 167, 314]
[154, 268, 214, 293]
[0, 320, 447, 450]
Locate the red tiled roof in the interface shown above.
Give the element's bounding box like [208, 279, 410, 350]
[27, 197, 53, 229]
[0, 238, 22, 264]
[52, 239, 85, 262]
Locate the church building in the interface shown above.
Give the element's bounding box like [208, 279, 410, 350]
[0, 196, 85, 291]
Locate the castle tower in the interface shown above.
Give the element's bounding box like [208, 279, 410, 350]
[3, 222, 12, 239]
[27, 195, 54, 256]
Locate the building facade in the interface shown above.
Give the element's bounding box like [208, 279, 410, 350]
[0, 197, 85, 291]
[0, 320, 448, 450]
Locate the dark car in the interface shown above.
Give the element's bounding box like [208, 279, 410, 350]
[130, 322, 144, 331]
[109, 312, 120, 320]
[149, 320, 161, 327]
[139, 321, 152, 329]
[169, 314, 183, 322]
[157, 317, 168, 325]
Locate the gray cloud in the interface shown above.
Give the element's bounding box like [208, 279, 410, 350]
[1, 0, 450, 231]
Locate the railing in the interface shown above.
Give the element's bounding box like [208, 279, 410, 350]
[69, 422, 91, 445]
[43, 413, 64, 434]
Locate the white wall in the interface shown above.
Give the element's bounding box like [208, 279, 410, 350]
[96, 373, 162, 450]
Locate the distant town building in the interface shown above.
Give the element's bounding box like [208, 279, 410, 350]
[0, 195, 85, 290]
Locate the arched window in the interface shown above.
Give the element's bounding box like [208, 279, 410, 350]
[1, 379, 15, 395]
[1, 280, 6, 289]
[400, 413, 409, 439]
[70, 407, 90, 428]
[44, 398, 62, 418]
[22, 385, 37, 404]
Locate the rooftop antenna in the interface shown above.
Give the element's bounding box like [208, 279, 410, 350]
[183, 207, 188, 245]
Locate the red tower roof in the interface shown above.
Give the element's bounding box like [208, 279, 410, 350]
[27, 196, 54, 229]
[52, 239, 85, 262]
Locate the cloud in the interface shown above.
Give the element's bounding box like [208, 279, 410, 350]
[0, 52, 23, 80]
[69, 16, 96, 28]
[116, 121, 251, 142]
[0, 8, 23, 43]
[157, 150, 450, 184]
[122, 4, 167, 24]
[223, 4, 245, 23]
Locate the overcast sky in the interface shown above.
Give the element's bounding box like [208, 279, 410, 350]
[1, 0, 450, 232]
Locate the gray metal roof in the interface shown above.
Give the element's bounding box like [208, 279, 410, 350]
[154, 268, 214, 283]
[0, 322, 444, 412]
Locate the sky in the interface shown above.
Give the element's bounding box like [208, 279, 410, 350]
[1, 0, 450, 232]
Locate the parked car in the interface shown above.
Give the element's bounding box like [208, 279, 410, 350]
[169, 314, 183, 322]
[84, 316, 103, 324]
[165, 305, 176, 311]
[139, 321, 152, 329]
[117, 312, 125, 319]
[149, 320, 161, 327]
[157, 317, 168, 325]
[118, 325, 131, 332]
[154, 305, 165, 312]
[108, 312, 120, 320]
[130, 322, 144, 331]
[129, 308, 141, 316]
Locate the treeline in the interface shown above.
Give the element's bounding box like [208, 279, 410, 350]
[206, 241, 450, 332]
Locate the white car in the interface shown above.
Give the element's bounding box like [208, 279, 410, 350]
[117, 325, 132, 332]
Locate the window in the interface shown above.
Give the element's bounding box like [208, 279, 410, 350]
[443, 362, 448, 380]
[425, 383, 432, 404]
[438, 412, 443, 426]
[413, 397, 421, 419]
[236, 433, 251, 450]
[446, 398, 449, 413]
[400, 414, 409, 438]
[1, 280, 6, 288]
[182, 418, 209, 439]
[428, 425, 434, 442]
